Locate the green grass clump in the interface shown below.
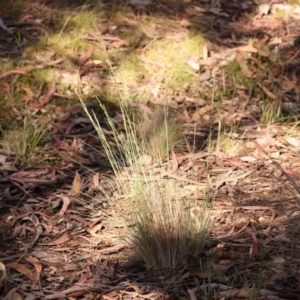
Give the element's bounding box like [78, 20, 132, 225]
[2, 112, 50, 161]
[127, 177, 209, 271]
[224, 59, 254, 89]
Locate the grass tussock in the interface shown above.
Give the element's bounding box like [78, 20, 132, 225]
[81, 97, 210, 275]
[127, 178, 209, 271]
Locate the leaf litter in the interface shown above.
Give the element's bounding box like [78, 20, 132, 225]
[1, 0, 300, 299]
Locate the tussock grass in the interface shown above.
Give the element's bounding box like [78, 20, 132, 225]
[127, 178, 209, 271]
[81, 93, 210, 275]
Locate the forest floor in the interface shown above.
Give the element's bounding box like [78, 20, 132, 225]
[1, 0, 300, 299]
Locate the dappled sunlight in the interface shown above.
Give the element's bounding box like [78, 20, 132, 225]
[1, 0, 300, 299]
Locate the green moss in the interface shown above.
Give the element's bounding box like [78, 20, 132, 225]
[186, 31, 205, 55]
[31, 68, 58, 84]
[144, 37, 200, 93]
[117, 57, 145, 85]
[62, 11, 97, 33]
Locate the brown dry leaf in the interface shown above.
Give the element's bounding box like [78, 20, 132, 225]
[40, 219, 54, 234]
[189, 267, 215, 278]
[264, 232, 287, 246]
[265, 270, 288, 286]
[38, 82, 56, 107]
[0, 69, 27, 80]
[71, 138, 78, 151]
[6, 262, 38, 283]
[98, 243, 126, 253]
[179, 19, 192, 27]
[236, 38, 270, 57]
[70, 214, 90, 226]
[108, 39, 127, 49]
[188, 289, 197, 300]
[241, 129, 272, 138]
[284, 169, 299, 178]
[236, 54, 253, 77]
[91, 173, 99, 187]
[95, 260, 111, 278]
[47, 234, 70, 246]
[249, 231, 259, 258]
[69, 290, 87, 298]
[19, 14, 33, 22]
[102, 35, 126, 42]
[0, 155, 18, 172]
[256, 82, 277, 99]
[218, 287, 249, 298]
[13, 225, 35, 236]
[191, 105, 213, 120]
[57, 196, 70, 216]
[0, 262, 6, 287]
[257, 4, 270, 17]
[281, 80, 300, 93]
[79, 46, 94, 78]
[240, 156, 256, 162]
[70, 171, 81, 196]
[225, 159, 251, 167]
[77, 235, 99, 245]
[236, 39, 259, 53]
[102, 292, 121, 299]
[88, 224, 103, 238]
[79, 45, 93, 67]
[58, 151, 92, 165]
[11, 170, 48, 179]
[222, 227, 235, 238]
[25, 255, 42, 273]
[212, 260, 235, 272]
[89, 216, 102, 228]
[77, 272, 89, 283]
[127, 285, 145, 295]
